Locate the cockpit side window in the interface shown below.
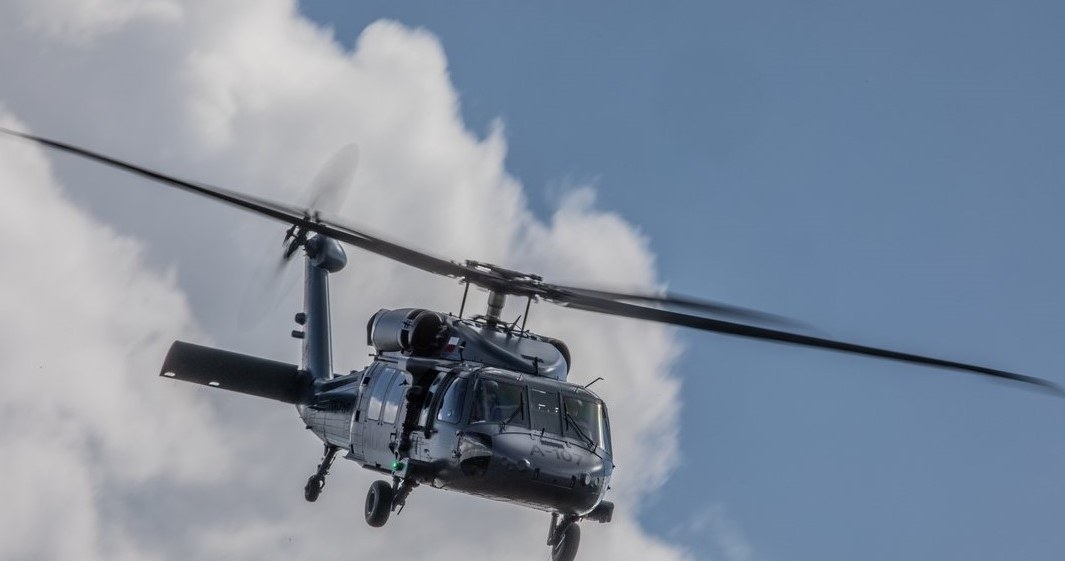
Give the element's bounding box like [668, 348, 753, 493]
[435, 377, 468, 424]
[470, 379, 526, 426]
[528, 388, 562, 435]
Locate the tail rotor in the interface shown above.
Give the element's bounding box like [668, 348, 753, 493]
[237, 143, 360, 327]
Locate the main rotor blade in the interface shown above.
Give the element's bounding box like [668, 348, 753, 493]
[0, 127, 472, 279]
[1, 127, 310, 217]
[308, 212, 474, 278]
[549, 289, 1063, 395]
[5, 127, 1059, 394]
[552, 285, 805, 328]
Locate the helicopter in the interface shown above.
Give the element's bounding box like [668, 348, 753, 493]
[2, 128, 1060, 561]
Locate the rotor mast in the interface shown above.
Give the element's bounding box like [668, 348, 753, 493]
[484, 290, 507, 326]
[464, 261, 542, 328]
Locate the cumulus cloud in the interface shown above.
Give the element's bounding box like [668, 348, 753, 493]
[0, 112, 231, 561]
[0, 1, 696, 560]
[13, 0, 183, 44]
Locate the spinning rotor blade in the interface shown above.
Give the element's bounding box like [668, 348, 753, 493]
[547, 288, 1064, 395]
[3, 127, 1060, 395]
[0, 127, 472, 279]
[236, 236, 303, 328]
[553, 285, 804, 328]
[311, 217, 473, 278]
[242, 144, 362, 322]
[0, 128, 306, 220]
[305, 143, 359, 212]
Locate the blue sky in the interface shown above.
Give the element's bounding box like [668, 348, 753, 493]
[298, 2, 1065, 560]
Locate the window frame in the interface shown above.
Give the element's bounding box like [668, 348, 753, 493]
[434, 374, 469, 426]
[418, 371, 449, 429]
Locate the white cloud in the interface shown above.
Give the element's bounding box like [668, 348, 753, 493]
[12, 0, 183, 44]
[0, 2, 693, 560]
[0, 112, 231, 561]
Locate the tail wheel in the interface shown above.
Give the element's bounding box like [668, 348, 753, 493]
[364, 480, 394, 527]
[304, 474, 324, 502]
[551, 523, 580, 561]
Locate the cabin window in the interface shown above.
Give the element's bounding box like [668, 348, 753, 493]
[436, 377, 468, 424]
[563, 395, 605, 449]
[528, 388, 562, 435]
[382, 376, 407, 424]
[367, 369, 397, 422]
[471, 379, 526, 426]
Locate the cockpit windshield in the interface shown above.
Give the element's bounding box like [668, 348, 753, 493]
[562, 395, 607, 450]
[470, 372, 613, 451]
[529, 388, 562, 435]
[464, 372, 610, 451]
[471, 379, 526, 425]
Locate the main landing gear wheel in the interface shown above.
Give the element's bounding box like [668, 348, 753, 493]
[364, 480, 394, 527]
[550, 522, 580, 561]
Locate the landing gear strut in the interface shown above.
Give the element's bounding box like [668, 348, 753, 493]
[304, 444, 339, 502]
[391, 477, 418, 515]
[547, 513, 581, 561]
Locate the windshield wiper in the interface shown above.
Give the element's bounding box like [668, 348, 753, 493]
[564, 409, 596, 449]
[500, 392, 524, 431]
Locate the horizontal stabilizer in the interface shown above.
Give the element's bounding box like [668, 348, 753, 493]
[160, 340, 306, 404]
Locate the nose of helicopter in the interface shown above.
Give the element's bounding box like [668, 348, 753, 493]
[456, 429, 611, 515]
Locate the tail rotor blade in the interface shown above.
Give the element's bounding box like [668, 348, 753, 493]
[304, 143, 359, 212]
[236, 236, 301, 328]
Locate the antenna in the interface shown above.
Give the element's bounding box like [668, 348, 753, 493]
[521, 296, 532, 332]
[458, 281, 470, 318]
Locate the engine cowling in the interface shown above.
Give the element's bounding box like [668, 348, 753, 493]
[367, 308, 448, 356]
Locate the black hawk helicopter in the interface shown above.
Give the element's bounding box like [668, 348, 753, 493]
[2, 128, 1060, 561]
